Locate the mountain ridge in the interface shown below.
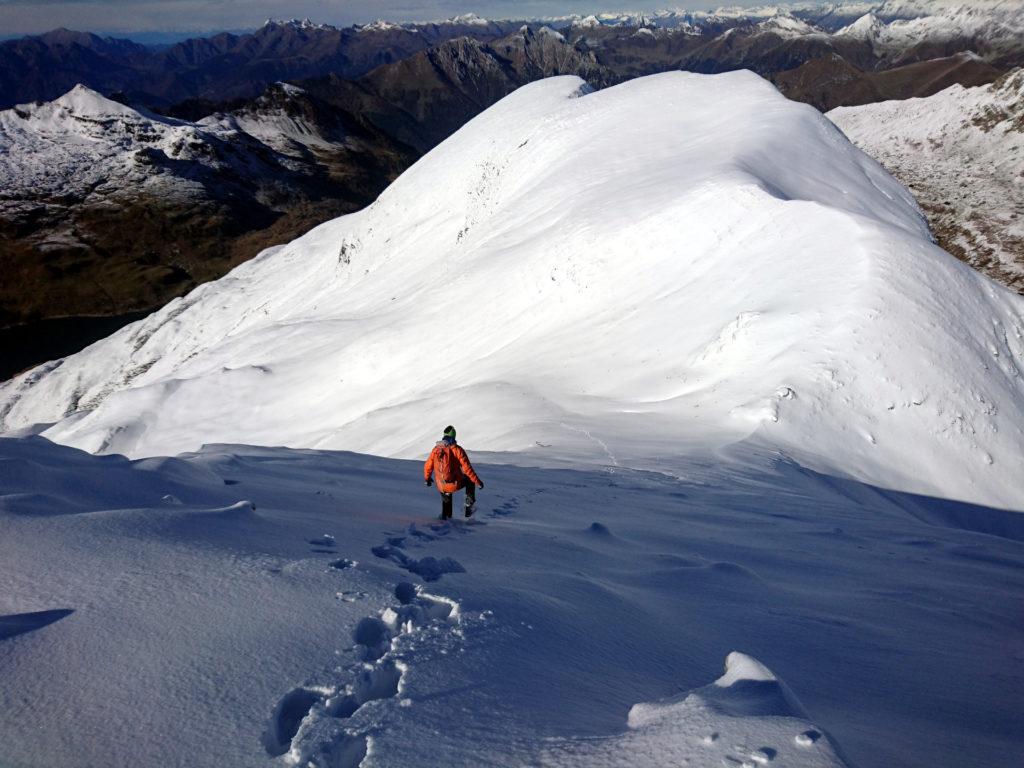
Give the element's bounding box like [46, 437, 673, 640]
[4, 1, 1023, 377]
[5, 71, 1023, 512]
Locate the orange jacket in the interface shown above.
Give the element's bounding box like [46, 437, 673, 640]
[424, 440, 482, 493]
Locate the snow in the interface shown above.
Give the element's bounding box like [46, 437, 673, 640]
[277, 81, 307, 97]
[358, 20, 411, 33]
[4, 71, 1024, 512]
[755, 14, 828, 37]
[555, 0, 1024, 47]
[835, 12, 885, 39]
[449, 12, 490, 26]
[547, 652, 844, 767]
[538, 25, 567, 42]
[202, 97, 342, 157]
[0, 86, 198, 202]
[0, 84, 347, 208]
[2, 434, 1022, 767]
[2, 68, 1024, 768]
[263, 18, 336, 31]
[855, 1, 1024, 50]
[572, 14, 603, 29]
[874, 0, 1023, 18]
[828, 70, 1024, 289]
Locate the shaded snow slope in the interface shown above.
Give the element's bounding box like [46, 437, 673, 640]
[3, 437, 1023, 767]
[829, 69, 1024, 292]
[3, 72, 1024, 511]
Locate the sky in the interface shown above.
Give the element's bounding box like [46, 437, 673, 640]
[0, 0, 770, 38]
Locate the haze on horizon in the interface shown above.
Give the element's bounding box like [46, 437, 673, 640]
[2, 0, 782, 39]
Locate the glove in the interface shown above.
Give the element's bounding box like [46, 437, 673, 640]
[425, 478, 432, 487]
[477, 480, 484, 489]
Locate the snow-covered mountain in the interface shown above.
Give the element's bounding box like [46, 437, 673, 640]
[3, 71, 1023, 513]
[839, 2, 1024, 64]
[0, 82, 410, 356]
[829, 69, 1024, 292]
[3, 69, 1024, 768]
[0, 84, 306, 206]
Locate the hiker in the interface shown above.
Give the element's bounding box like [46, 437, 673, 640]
[424, 425, 484, 519]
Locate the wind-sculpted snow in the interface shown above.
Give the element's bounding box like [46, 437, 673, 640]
[542, 653, 846, 767]
[3, 437, 1021, 767]
[3, 71, 1024, 511]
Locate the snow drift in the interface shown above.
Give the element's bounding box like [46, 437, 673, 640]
[2, 71, 1024, 510]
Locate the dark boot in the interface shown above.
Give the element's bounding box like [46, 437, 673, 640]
[440, 492, 453, 520]
[464, 482, 476, 517]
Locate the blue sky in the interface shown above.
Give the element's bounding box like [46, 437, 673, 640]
[0, 1, 767, 38]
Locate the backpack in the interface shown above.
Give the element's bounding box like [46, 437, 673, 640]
[435, 443, 457, 485]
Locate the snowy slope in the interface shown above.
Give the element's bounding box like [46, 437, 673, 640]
[0, 85, 213, 204]
[3, 436, 1022, 768]
[804, 1, 1024, 56]
[0, 83, 352, 205]
[3, 71, 1024, 511]
[859, 3, 1024, 54]
[828, 70, 1024, 291]
[199, 83, 345, 157]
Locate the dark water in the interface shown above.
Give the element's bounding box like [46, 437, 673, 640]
[0, 311, 150, 381]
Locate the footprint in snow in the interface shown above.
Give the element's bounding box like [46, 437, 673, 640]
[262, 686, 323, 757]
[262, 581, 460, 764]
[336, 590, 368, 603]
[796, 730, 822, 747]
[490, 496, 520, 518]
[309, 534, 337, 553]
[371, 544, 466, 582]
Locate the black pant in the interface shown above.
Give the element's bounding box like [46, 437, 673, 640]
[441, 481, 476, 518]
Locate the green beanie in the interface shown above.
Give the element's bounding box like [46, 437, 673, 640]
[443, 425, 456, 439]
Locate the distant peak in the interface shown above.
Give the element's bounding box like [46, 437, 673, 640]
[449, 12, 490, 25]
[836, 12, 885, 39]
[537, 25, 566, 41]
[273, 81, 306, 97]
[572, 15, 602, 29]
[52, 84, 140, 116]
[756, 14, 819, 36]
[358, 19, 410, 32]
[262, 18, 335, 31]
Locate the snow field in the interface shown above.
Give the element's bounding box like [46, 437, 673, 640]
[2, 435, 1023, 766]
[543, 652, 843, 767]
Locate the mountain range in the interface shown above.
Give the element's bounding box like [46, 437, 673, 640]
[0, 15, 533, 109]
[3, 1, 1024, 377]
[5, 5, 1023, 111]
[2, 19, 1024, 768]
